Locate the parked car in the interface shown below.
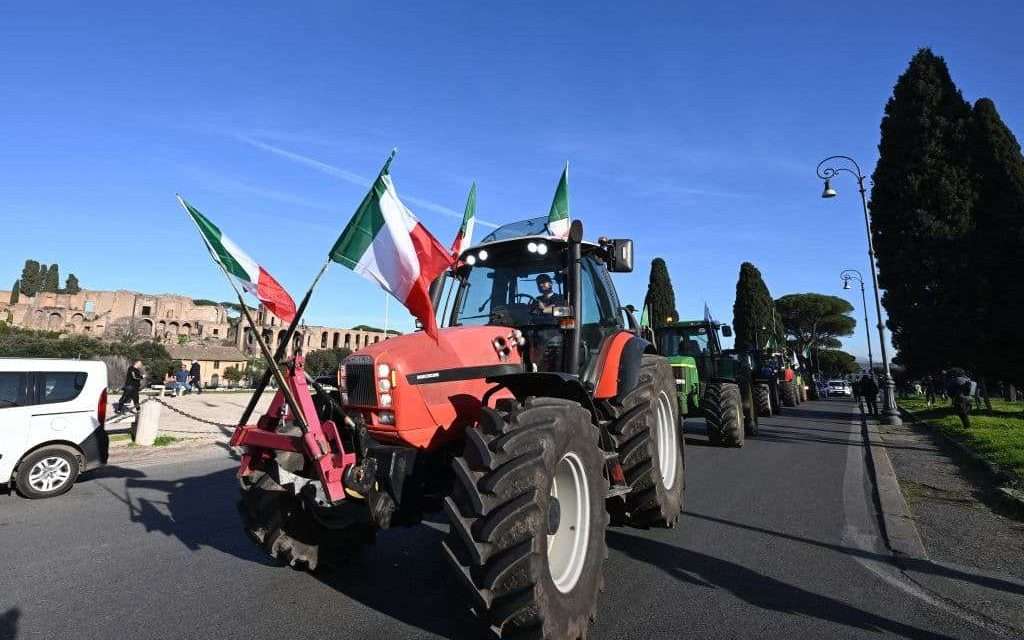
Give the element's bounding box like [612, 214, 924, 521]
[0, 358, 109, 498]
[827, 379, 853, 397]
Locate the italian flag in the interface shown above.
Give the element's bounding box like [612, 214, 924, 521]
[450, 182, 477, 258]
[178, 196, 297, 324]
[547, 162, 570, 239]
[329, 161, 453, 339]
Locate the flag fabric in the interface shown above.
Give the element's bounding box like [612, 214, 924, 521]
[547, 162, 570, 238]
[329, 162, 454, 339]
[451, 182, 477, 258]
[178, 196, 297, 324]
[704, 302, 713, 324]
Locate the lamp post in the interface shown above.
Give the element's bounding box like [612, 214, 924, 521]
[817, 155, 901, 425]
[840, 269, 874, 375]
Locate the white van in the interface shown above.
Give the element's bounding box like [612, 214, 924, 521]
[0, 358, 110, 499]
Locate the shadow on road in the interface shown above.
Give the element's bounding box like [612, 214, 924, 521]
[684, 511, 1024, 598]
[102, 466, 484, 638]
[1, 608, 19, 640]
[607, 529, 956, 640]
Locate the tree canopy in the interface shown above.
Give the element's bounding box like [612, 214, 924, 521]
[643, 258, 679, 328]
[775, 293, 856, 371]
[732, 262, 780, 352]
[816, 349, 860, 379]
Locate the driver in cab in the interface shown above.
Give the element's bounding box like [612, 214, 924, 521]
[530, 273, 564, 314]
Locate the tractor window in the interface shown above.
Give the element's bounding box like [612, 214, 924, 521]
[657, 327, 709, 357]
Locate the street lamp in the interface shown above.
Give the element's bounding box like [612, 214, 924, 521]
[840, 269, 874, 375]
[817, 155, 901, 425]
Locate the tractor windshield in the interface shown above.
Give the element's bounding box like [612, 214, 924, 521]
[656, 325, 710, 358]
[451, 240, 568, 328]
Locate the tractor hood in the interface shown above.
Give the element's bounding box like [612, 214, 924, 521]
[343, 325, 524, 448]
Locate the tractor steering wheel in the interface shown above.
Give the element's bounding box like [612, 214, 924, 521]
[515, 293, 537, 305]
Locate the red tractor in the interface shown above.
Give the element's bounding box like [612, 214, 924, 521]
[232, 218, 683, 639]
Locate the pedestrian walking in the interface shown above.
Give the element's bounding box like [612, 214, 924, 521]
[115, 360, 144, 413]
[189, 360, 203, 394]
[852, 377, 865, 414]
[860, 374, 879, 417]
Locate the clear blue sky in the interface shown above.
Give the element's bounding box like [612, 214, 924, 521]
[3, 1, 1023, 359]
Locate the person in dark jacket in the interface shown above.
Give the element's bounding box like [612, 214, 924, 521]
[860, 374, 879, 416]
[189, 360, 202, 394]
[116, 360, 144, 413]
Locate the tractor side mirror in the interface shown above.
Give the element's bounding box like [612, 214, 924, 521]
[606, 239, 634, 273]
[721, 325, 733, 337]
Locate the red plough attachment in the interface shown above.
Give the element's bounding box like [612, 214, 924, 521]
[231, 356, 355, 504]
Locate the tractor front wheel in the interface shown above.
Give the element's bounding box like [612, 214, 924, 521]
[608, 355, 684, 528]
[780, 380, 797, 407]
[705, 382, 745, 447]
[444, 397, 608, 639]
[754, 383, 773, 417]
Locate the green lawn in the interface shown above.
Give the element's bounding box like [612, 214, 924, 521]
[899, 397, 1024, 479]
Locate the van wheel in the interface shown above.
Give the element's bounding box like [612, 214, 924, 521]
[15, 447, 81, 499]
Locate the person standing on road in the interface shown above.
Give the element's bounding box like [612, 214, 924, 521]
[115, 360, 144, 413]
[189, 360, 202, 394]
[860, 374, 879, 417]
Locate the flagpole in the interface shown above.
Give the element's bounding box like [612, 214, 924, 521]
[237, 258, 331, 427]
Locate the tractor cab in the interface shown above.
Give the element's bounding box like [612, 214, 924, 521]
[443, 216, 635, 381]
[653, 320, 731, 413]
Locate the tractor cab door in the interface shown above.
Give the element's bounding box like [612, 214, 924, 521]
[579, 256, 624, 379]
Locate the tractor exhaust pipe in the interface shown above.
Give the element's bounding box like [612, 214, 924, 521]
[566, 220, 584, 374]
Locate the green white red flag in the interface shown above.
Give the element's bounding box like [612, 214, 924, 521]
[451, 182, 477, 258]
[329, 156, 454, 339]
[177, 196, 297, 324]
[547, 162, 570, 239]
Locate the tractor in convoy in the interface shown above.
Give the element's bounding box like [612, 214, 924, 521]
[652, 319, 759, 447]
[232, 217, 684, 639]
[749, 350, 803, 416]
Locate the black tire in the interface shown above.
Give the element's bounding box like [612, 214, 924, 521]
[607, 355, 684, 528]
[705, 382, 745, 447]
[780, 380, 797, 407]
[444, 397, 608, 639]
[754, 383, 773, 417]
[741, 381, 759, 436]
[15, 446, 81, 499]
[238, 468, 369, 572]
[769, 382, 781, 414]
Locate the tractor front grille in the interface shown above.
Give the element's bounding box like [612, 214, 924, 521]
[344, 357, 377, 406]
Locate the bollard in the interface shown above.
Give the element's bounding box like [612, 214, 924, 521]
[133, 401, 161, 446]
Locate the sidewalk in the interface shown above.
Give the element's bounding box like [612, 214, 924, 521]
[877, 417, 1024, 634]
[105, 390, 275, 445]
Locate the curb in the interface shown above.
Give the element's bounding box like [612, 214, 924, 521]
[860, 414, 929, 560]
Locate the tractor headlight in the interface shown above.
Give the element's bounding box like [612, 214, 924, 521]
[378, 411, 395, 425]
[377, 363, 391, 377]
[477, 249, 488, 261]
[536, 242, 548, 255]
[465, 254, 477, 266]
[379, 393, 393, 407]
[378, 378, 392, 393]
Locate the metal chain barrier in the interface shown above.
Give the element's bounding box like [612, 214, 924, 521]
[106, 393, 235, 432]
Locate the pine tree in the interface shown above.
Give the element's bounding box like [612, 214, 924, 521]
[44, 263, 60, 293]
[869, 48, 976, 374]
[19, 260, 41, 296]
[643, 258, 679, 328]
[9, 281, 19, 304]
[732, 262, 780, 352]
[968, 98, 1024, 383]
[64, 273, 80, 294]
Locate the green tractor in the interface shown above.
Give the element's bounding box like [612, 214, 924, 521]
[651, 319, 759, 447]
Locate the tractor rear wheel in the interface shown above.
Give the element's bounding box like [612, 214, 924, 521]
[444, 397, 607, 639]
[607, 355, 684, 528]
[741, 382, 759, 436]
[754, 383, 773, 417]
[238, 468, 369, 572]
[781, 380, 797, 407]
[705, 382, 744, 447]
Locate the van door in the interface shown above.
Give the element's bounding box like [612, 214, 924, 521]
[0, 372, 33, 481]
[28, 372, 93, 447]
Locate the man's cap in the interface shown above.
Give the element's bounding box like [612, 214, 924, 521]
[536, 273, 552, 284]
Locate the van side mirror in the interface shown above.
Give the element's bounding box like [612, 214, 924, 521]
[606, 239, 633, 273]
[721, 325, 733, 337]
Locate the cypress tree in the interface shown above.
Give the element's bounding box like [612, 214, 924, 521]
[19, 260, 41, 296]
[44, 264, 60, 293]
[9, 281, 19, 304]
[65, 273, 81, 294]
[869, 48, 976, 374]
[968, 98, 1024, 383]
[732, 262, 780, 352]
[643, 258, 679, 328]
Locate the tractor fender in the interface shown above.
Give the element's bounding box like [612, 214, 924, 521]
[593, 332, 655, 400]
[484, 372, 600, 419]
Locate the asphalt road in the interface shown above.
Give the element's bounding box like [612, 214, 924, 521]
[0, 400, 1005, 640]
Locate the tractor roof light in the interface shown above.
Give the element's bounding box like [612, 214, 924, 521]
[465, 254, 477, 266]
[527, 242, 538, 253]
[536, 242, 548, 255]
[478, 249, 488, 261]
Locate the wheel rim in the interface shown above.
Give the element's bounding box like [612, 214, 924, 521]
[654, 390, 679, 489]
[28, 456, 72, 493]
[735, 404, 743, 430]
[547, 452, 590, 594]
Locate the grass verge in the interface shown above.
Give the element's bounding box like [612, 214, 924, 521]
[899, 397, 1024, 479]
[153, 435, 181, 447]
